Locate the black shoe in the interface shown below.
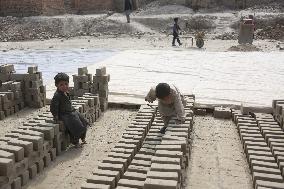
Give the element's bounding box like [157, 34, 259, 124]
[159, 126, 167, 134]
[179, 43, 183, 46]
[172, 44, 176, 47]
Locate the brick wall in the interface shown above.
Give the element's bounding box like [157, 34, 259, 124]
[0, 0, 64, 16]
[75, 0, 115, 13]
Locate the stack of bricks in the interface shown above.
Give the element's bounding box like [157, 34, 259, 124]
[273, 100, 284, 129]
[232, 109, 284, 188]
[81, 105, 156, 189]
[80, 94, 195, 189]
[0, 64, 46, 112]
[72, 67, 93, 97]
[92, 67, 110, 112]
[22, 66, 46, 108]
[71, 66, 110, 113]
[0, 81, 24, 120]
[0, 94, 100, 189]
[213, 106, 232, 119]
[72, 93, 101, 124]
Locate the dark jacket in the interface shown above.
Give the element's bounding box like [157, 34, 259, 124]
[173, 23, 181, 36]
[125, 0, 132, 11]
[50, 90, 75, 120]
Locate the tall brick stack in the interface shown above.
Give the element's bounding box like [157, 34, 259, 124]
[73, 67, 93, 97]
[272, 100, 284, 129]
[232, 108, 284, 188]
[0, 81, 24, 120]
[0, 95, 99, 189]
[0, 64, 46, 111]
[81, 94, 195, 189]
[93, 67, 110, 112]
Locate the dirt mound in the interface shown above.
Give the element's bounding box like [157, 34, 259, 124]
[228, 44, 261, 51]
[214, 32, 238, 40]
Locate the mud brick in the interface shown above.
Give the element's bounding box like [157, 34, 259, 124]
[28, 164, 37, 179]
[36, 159, 44, 173]
[134, 154, 152, 161]
[20, 170, 29, 186]
[43, 153, 51, 167]
[108, 152, 132, 165]
[12, 129, 44, 138]
[151, 163, 181, 178]
[144, 178, 178, 189]
[252, 166, 282, 175]
[164, 131, 188, 139]
[131, 159, 151, 167]
[147, 171, 179, 181]
[253, 172, 283, 185]
[93, 169, 120, 184]
[138, 148, 155, 156]
[0, 144, 24, 162]
[239, 129, 260, 135]
[98, 163, 124, 176]
[243, 141, 268, 148]
[18, 135, 43, 152]
[247, 149, 273, 157]
[86, 175, 115, 189]
[251, 160, 279, 169]
[248, 154, 275, 163]
[103, 157, 128, 169]
[241, 136, 264, 143]
[245, 145, 270, 152]
[155, 150, 183, 162]
[123, 171, 146, 182]
[4, 132, 21, 139]
[213, 107, 231, 119]
[127, 165, 150, 174]
[263, 130, 284, 136]
[115, 143, 137, 153]
[78, 67, 88, 76]
[118, 139, 141, 147]
[156, 145, 182, 153]
[7, 139, 33, 157]
[0, 150, 15, 163]
[96, 67, 106, 76]
[73, 75, 89, 83]
[255, 179, 284, 189]
[12, 177, 21, 189]
[145, 136, 162, 142]
[117, 179, 144, 189]
[270, 143, 284, 150]
[151, 156, 180, 165]
[81, 182, 111, 189]
[265, 134, 284, 141]
[0, 158, 13, 176]
[272, 146, 284, 152]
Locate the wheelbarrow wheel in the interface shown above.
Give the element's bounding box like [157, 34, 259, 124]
[196, 38, 204, 48]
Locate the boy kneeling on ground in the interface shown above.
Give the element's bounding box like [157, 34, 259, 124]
[145, 83, 186, 133]
[50, 73, 89, 148]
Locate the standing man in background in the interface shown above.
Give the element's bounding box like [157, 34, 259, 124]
[125, 0, 133, 23]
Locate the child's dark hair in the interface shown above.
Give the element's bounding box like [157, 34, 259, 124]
[174, 17, 179, 22]
[156, 83, 171, 99]
[54, 73, 69, 85]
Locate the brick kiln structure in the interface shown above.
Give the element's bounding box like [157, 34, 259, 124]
[0, 0, 65, 17]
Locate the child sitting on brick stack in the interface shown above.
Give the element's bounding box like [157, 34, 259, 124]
[145, 83, 186, 134]
[50, 73, 88, 148]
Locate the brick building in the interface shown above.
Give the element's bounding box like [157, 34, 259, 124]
[0, 0, 139, 16]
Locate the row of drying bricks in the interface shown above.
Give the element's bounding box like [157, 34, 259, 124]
[232, 110, 284, 189]
[82, 96, 195, 189]
[0, 96, 98, 189]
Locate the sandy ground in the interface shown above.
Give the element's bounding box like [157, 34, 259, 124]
[0, 108, 137, 189]
[185, 116, 253, 189]
[0, 36, 280, 52]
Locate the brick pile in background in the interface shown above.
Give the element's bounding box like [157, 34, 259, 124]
[0, 64, 46, 120]
[0, 94, 100, 189]
[71, 67, 110, 112]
